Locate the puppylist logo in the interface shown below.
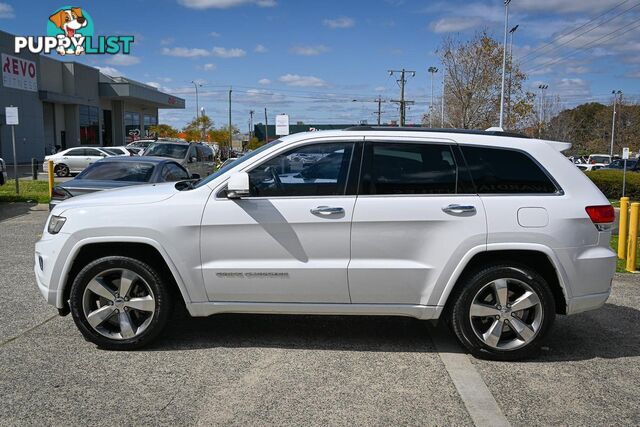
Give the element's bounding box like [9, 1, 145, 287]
[14, 6, 134, 56]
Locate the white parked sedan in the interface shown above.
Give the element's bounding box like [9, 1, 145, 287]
[0, 157, 7, 185]
[43, 147, 114, 177]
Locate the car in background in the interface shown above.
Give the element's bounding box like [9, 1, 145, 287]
[577, 164, 604, 172]
[143, 140, 216, 178]
[49, 156, 196, 210]
[103, 146, 134, 157]
[587, 154, 611, 165]
[0, 157, 6, 185]
[126, 139, 157, 150]
[220, 157, 238, 168]
[602, 158, 638, 170]
[43, 147, 114, 177]
[126, 147, 145, 156]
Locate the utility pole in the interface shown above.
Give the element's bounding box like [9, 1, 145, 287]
[610, 90, 622, 157]
[499, 0, 512, 130]
[228, 87, 232, 152]
[264, 107, 269, 143]
[389, 69, 415, 126]
[507, 24, 519, 127]
[538, 84, 548, 138]
[428, 67, 438, 127]
[441, 70, 445, 127]
[352, 97, 386, 125]
[191, 81, 201, 122]
[200, 107, 206, 141]
[249, 109, 254, 140]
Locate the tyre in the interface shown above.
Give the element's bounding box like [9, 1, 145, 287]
[69, 256, 173, 350]
[55, 163, 70, 177]
[449, 264, 555, 361]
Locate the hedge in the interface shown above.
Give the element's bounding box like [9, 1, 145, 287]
[585, 169, 640, 200]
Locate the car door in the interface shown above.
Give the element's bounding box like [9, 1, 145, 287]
[348, 137, 487, 305]
[200, 139, 360, 303]
[83, 148, 106, 170]
[59, 148, 85, 171]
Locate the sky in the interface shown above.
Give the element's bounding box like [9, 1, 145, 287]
[0, 0, 639, 131]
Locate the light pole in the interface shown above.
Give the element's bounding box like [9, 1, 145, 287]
[507, 24, 518, 127]
[538, 84, 548, 138]
[428, 66, 438, 127]
[191, 81, 202, 122]
[499, 0, 512, 130]
[441, 68, 446, 127]
[610, 90, 622, 157]
[200, 107, 206, 141]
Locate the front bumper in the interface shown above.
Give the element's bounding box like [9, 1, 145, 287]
[35, 231, 72, 309]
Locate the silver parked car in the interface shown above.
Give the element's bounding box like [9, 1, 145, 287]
[143, 140, 216, 178]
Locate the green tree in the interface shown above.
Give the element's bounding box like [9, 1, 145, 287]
[183, 115, 214, 142]
[147, 124, 178, 138]
[208, 125, 240, 146]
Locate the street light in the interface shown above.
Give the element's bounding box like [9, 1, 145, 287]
[507, 24, 519, 126]
[610, 90, 623, 156]
[428, 66, 438, 127]
[538, 84, 548, 138]
[499, 0, 512, 130]
[191, 80, 202, 122]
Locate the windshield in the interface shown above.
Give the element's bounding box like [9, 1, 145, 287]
[590, 156, 610, 164]
[195, 140, 283, 188]
[77, 161, 156, 182]
[144, 143, 189, 160]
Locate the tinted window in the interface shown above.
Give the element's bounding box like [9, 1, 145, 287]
[248, 142, 354, 197]
[144, 143, 189, 160]
[85, 148, 103, 156]
[77, 162, 155, 182]
[161, 163, 190, 181]
[461, 146, 557, 194]
[360, 143, 461, 195]
[66, 148, 85, 156]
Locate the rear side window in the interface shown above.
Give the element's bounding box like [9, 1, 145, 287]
[360, 142, 470, 195]
[461, 146, 558, 194]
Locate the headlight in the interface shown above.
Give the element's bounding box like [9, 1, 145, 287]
[48, 215, 67, 234]
[51, 186, 72, 200]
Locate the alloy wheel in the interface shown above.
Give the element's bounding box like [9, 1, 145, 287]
[468, 278, 543, 351]
[82, 268, 156, 340]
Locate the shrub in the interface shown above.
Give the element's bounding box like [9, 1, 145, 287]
[585, 169, 640, 200]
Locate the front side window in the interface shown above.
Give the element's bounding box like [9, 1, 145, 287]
[248, 142, 354, 197]
[144, 143, 189, 160]
[66, 148, 85, 156]
[85, 148, 104, 157]
[161, 163, 190, 181]
[360, 142, 462, 195]
[79, 105, 99, 145]
[461, 146, 558, 194]
[78, 162, 155, 182]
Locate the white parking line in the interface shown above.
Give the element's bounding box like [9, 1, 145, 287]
[428, 323, 511, 427]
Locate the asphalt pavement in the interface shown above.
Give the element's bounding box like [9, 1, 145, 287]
[0, 203, 638, 426]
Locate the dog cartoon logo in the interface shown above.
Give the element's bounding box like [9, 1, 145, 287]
[47, 6, 92, 55]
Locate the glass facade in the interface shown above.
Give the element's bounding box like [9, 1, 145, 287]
[79, 105, 99, 145]
[144, 114, 158, 138]
[125, 111, 141, 142]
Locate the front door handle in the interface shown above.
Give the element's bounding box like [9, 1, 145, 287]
[310, 206, 345, 216]
[442, 204, 476, 215]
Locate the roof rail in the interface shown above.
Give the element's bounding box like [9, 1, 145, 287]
[342, 126, 530, 139]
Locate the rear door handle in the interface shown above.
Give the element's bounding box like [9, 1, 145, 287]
[442, 204, 476, 215]
[310, 206, 345, 216]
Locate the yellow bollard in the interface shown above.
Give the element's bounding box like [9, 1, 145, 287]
[47, 160, 54, 197]
[626, 202, 640, 272]
[618, 197, 629, 259]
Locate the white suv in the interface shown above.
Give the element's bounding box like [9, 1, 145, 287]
[35, 128, 616, 360]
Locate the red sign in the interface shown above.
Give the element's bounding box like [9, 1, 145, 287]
[2, 53, 37, 92]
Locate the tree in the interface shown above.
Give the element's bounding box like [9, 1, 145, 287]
[183, 115, 214, 142]
[435, 31, 535, 131]
[208, 125, 240, 146]
[147, 124, 178, 138]
[246, 136, 264, 150]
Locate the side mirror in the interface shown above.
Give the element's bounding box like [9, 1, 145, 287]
[227, 172, 250, 199]
[189, 156, 197, 163]
[190, 173, 200, 180]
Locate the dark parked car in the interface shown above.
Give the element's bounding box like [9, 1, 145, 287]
[49, 156, 197, 210]
[602, 159, 639, 170]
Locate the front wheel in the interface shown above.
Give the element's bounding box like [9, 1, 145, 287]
[54, 164, 69, 177]
[449, 264, 555, 361]
[69, 256, 173, 350]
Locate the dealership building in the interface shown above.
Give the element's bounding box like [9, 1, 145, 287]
[0, 30, 185, 164]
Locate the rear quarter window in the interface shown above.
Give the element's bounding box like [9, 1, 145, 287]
[461, 146, 558, 194]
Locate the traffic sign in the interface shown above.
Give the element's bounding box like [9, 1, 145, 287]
[5, 106, 18, 125]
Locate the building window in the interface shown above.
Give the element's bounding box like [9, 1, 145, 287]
[79, 105, 99, 145]
[125, 111, 141, 142]
[144, 114, 157, 138]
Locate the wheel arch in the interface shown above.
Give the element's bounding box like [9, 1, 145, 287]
[438, 245, 569, 315]
[59, 238, 191, 313]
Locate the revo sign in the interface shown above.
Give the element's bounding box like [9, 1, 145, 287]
[1, 53, 38, 92]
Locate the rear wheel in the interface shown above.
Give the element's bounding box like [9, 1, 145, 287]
[54, 163, 69, 177]
[69, 256, 173, 350]
[449, 264, 555, 361]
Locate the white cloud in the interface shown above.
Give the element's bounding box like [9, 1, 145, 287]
[278, 74, 327, 87]
[96, 66, 121, 76]
[258, 78, 271, 85]
[323, 17, 355, 29]
[178, 0, 276, 9]
[160, 37, 174, 46]
[0, 2, 14, 18]
[146, 82, 162, 89]
[555, 78, 591, 97]
[254, 44, 268, 53]
[289, 45, 329, 56]
[211, 46, 246, 57]
[517, 0, 624, 14]
[202, 63, 217, 71]
[162, 47, 211, 57]
[374, 86, 386, 92]
[105, 55, 141, 66]
[430, 17, 482, 33]
[158, 77, 173, 83]
[210, 31, 221, 37]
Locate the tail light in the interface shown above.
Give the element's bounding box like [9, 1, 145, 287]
[51, 186, 72, 200]
[585, 205, 615, 230]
